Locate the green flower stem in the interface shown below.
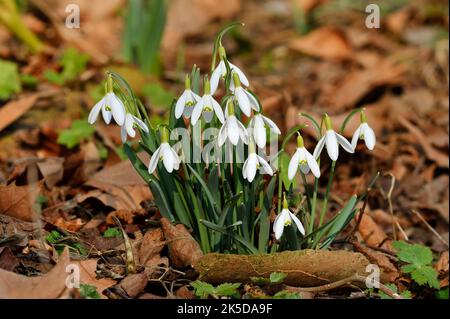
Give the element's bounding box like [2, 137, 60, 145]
[300, 172, 312, 217]
[318, 160, 336, 228]
[308, 175, 319, 235]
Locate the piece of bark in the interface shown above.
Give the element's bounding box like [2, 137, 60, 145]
[194, 250, 382, 287]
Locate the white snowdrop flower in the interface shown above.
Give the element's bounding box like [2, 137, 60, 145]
[288, 134, 320, 180]
[273, 195, 305, 240]
[248, 113, 281, 149]
[191, 78, 225, 125]
[148, 127, 181, 174]
[232, 73, 252, 117]
[313, 114, 354, 162]
[351, 111, 376, 151]
[210, 46, 249, 94]
[175, 75, 201, 119]
[218, 101, 249, 146]
[121, 113, 149, 143]
[242, 140, 274, 182]
[88, 76, 126, 126]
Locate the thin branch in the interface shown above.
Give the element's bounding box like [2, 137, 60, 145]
[285, 274, 403, 299]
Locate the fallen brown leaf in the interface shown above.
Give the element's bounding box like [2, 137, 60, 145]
[289, 27, 353, 60]
[160, 218, 203, 268]
[0, 248, 70, 298]
[0, 95, 39, 132]
[139, 228, 165, 266]
[0, 247, 19, 271]
[357, 212, 393, 250]
[117, 272, 148, 298]
[0, 182, 42, 222]
[72, 258, 116, 298]
[162, 0, 241, 51]
[398, 116, 449, 168]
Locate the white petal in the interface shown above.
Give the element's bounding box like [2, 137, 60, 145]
[108, 93, 126, 126]
[242, 158, 248, 179]
[273, 210, 288, 240]
[101, 105, 112, 125]
[325, 130, 339, 161]
[236, 119, 249, 144]
[245, 90, 260, 112]
[288, 148, 301, 180]
[88, 97, 105, 124]
[257, 155, 273, 175]
[351, 125, 362, 150]
[132, 115, 149, 133]
[253, 115, 267, 149]
[262, 115, 281, 135]
[218, 123, 227, 146]
[148, 146, 162, 173]
[190, 98, 204, 125]
[305, 149, 320, 178]
[228, 117, 239, 145]
[125, 114, 135, 138]
[336, 132, 354, 154]
[229, 62, 249, 87]
[211, 96, 225, 124]
[245, 154, 258, 182]
[236, 87, 251, 117]
[313, 135, 326, 159]
[289, 212, 305, 235]
[210, 61, 225, 94]
[175, 91, 188, 119]
[362, 123, 376, 150]
[170, 147, 181, 170]
[162, 144, 175, 173]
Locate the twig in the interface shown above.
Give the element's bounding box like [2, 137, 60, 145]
[285, 274, 403, 299]
[412, 209, 449, 248]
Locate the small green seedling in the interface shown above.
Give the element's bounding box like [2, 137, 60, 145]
[393, 241, 440, 289]
[191, 281, 241, 299]
[250, 272, 288, 285]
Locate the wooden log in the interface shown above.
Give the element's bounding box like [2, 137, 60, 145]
[194, 249, 383, 287]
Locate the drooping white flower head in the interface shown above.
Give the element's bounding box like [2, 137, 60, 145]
[148, 127, 181, 174]
[242, 140, 274, 182]
[88, 76, 126, 126]
[351, 111, 376, 151]
[288, 134, 320, 180]
[230, 72, 261, 117]
[218, 101, 249, 146]
[313, 114, 354, 161]
[121, 113, 149, 143]
[248, 113, 281, 149]
[210, 46, 249, 94]
[273, 195, 305, 240]
[175, 75, 201, 119]
[191, 78, 225, 125]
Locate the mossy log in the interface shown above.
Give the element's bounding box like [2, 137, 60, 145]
[194, 250, 386, 287]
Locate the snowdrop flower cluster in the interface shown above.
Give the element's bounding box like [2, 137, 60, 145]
[87, 34, 377, 250]
[175, 45, 281, 182]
